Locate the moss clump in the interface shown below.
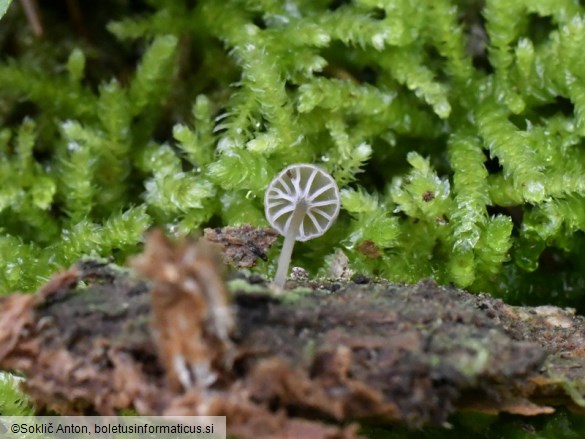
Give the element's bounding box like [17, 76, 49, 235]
[1, 0, 585, 311]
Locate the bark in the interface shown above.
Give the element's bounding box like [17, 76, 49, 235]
[1, 228, 584, 438]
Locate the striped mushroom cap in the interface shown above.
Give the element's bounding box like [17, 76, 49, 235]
[265, 164, 340, 241]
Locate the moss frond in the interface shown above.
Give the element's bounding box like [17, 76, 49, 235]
[391, 152, 452, 221]
[129, 35, 178, 116]
[0, 373, 34, 416]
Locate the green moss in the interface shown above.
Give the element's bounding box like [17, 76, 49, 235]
[2, 1, 585, 312]
[277, 286, 316, 304]
[227, 278, 268, 294]
[362, 410, 585, 439]
[0, 373, 33, 416]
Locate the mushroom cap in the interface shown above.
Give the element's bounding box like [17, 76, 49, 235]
[265, 164, 340, 242]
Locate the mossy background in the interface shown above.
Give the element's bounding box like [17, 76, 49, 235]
[2, 0, 585, 435]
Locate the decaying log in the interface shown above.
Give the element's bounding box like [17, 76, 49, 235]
[1, 229, 585, 438]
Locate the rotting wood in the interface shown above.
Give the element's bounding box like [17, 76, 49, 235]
[203, 224, 279, 268]
[1, 229, 585, 438]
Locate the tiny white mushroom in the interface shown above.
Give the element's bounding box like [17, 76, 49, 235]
[265, 164, 340, 288]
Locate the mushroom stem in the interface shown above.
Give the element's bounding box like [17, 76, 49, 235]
[274, 202, 307, 288]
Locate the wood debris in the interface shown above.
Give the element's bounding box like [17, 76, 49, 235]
[1, 228, 585, 438]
